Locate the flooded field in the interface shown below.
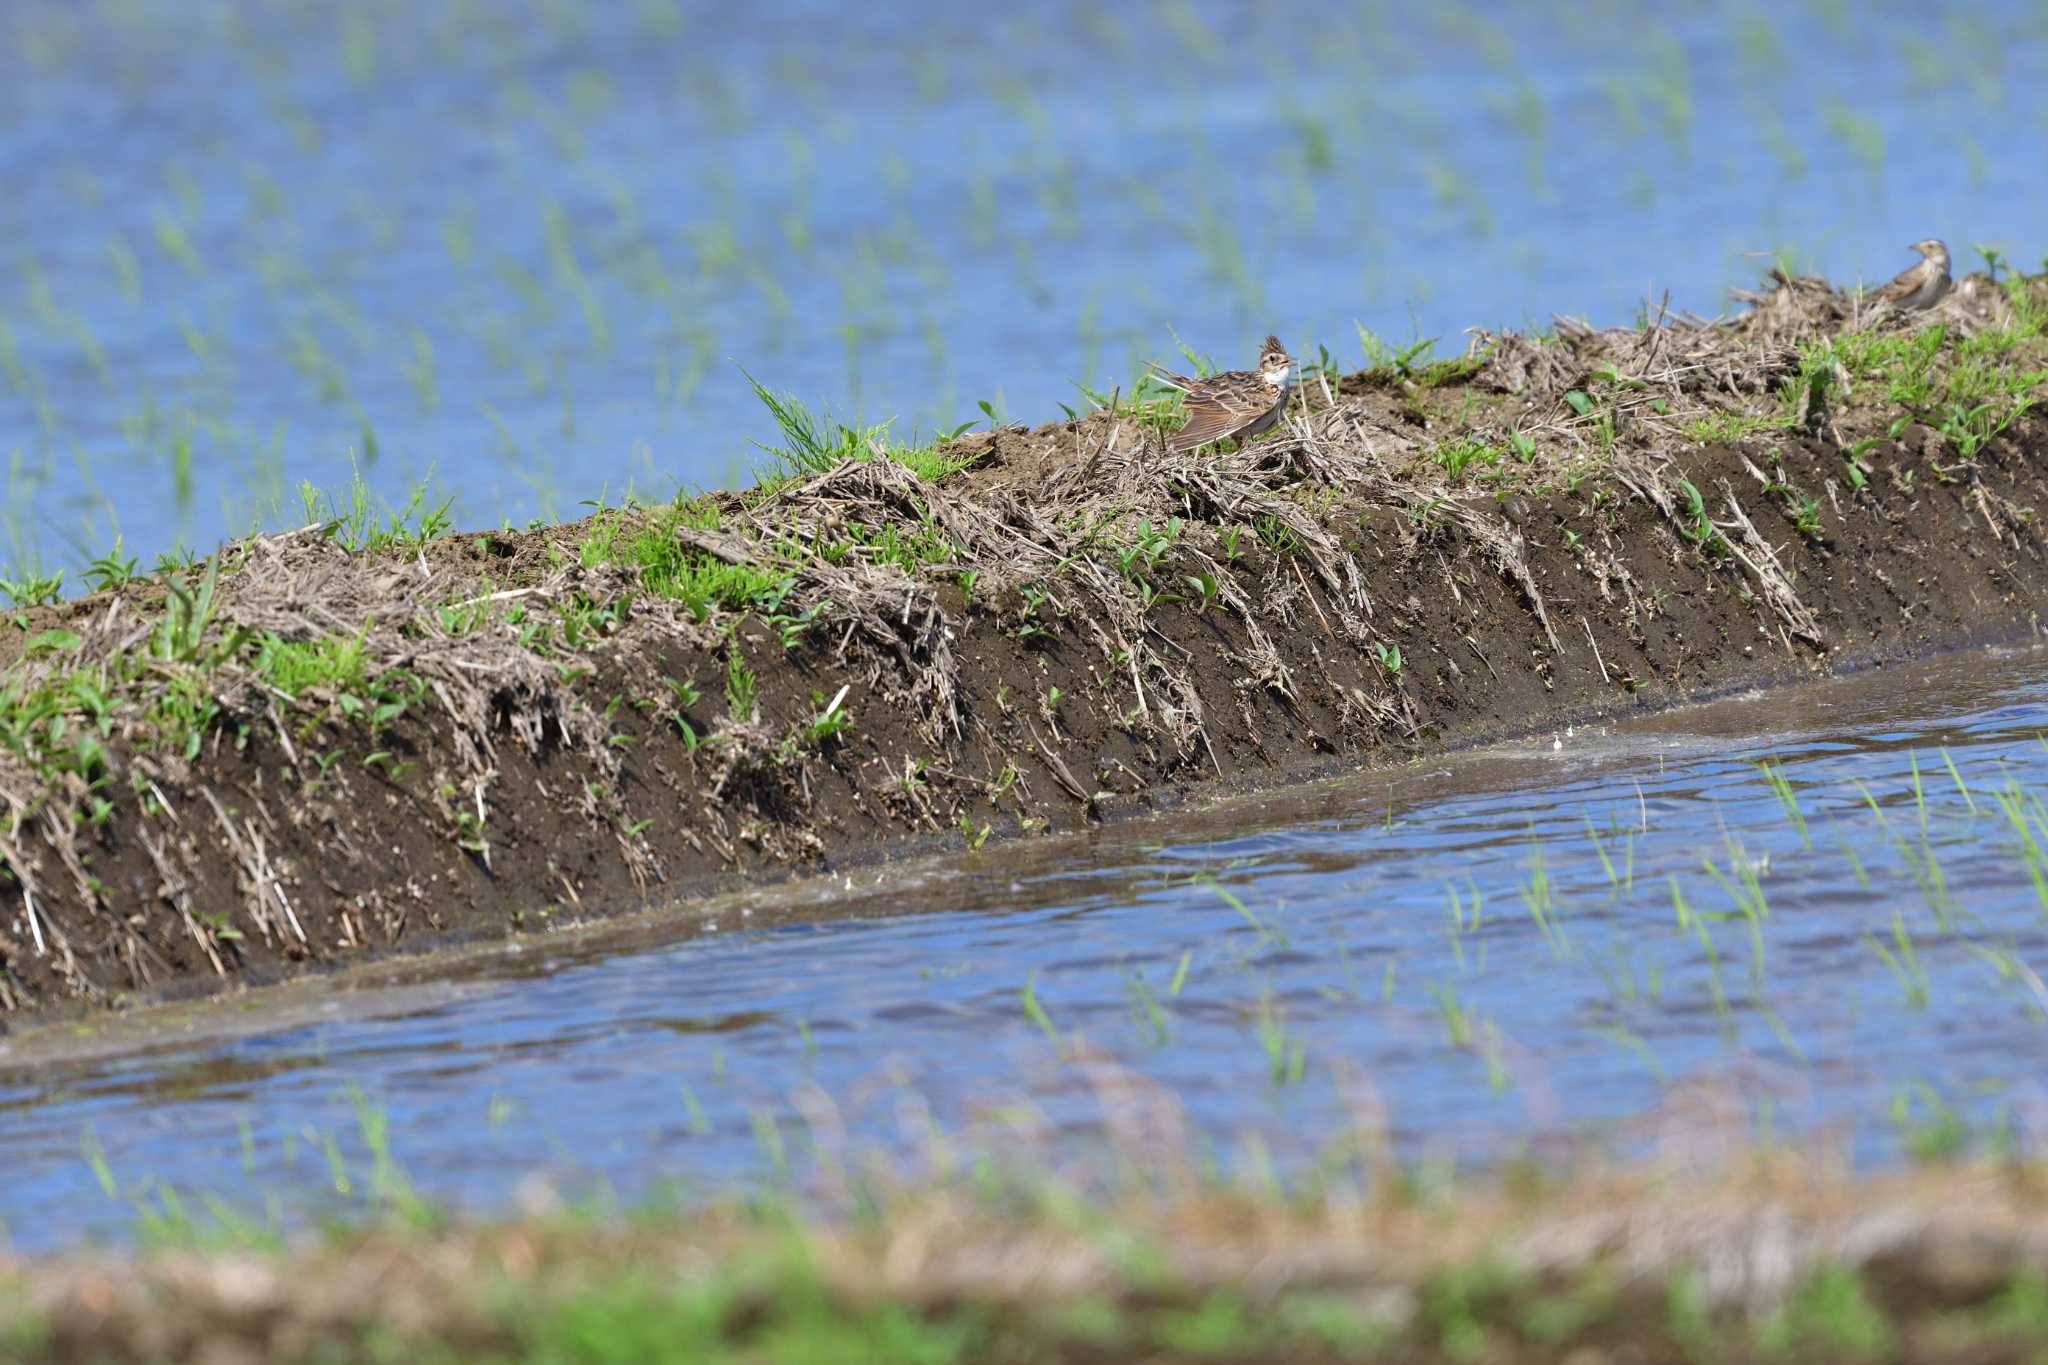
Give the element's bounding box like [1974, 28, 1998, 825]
[8, 644, 2048, 1250]
[2, 2, 2046, 572]
[9, 7, 2048, 1326]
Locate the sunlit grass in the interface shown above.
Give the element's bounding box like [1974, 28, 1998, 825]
[742, 371, 985, 484]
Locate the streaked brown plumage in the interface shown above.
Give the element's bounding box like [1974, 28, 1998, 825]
[1870, 238, 1951, 314]
[1150, 335, 1295, 454]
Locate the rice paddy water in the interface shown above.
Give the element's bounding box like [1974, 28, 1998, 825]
[7, 646, 2048, 1249]
[1, 3, 2045, 575]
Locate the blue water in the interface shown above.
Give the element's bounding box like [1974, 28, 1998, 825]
[7, 647, 2048, 1249]
[2, 1, 2045, 570]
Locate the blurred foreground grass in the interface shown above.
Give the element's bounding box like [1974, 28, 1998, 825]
[11, 1154, 2048, 1362]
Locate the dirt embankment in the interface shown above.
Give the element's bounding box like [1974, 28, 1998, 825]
[11, 1160, 2048, 1362]
[2, 267, 2045, 1017]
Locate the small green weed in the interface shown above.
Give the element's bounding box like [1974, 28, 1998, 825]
[1673, 479, 1724, 554]
[0, 567, 64, 608]
[744, 369, 983, 482]
[1433, 438, 1502, 479]
[725, 651, 758, 722]
[803, 685, 851, 744]
[253, 630, 369, 697]
[1689, 410, 1785, 445]
[82, 540, 140, 592]
[300, 474, 453, 551]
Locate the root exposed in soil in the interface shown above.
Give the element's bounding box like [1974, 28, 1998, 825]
[2, 266, 2046, 1017]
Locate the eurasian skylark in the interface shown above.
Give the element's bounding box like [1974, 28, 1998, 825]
[1150, 335, 1295, 454]
[1869, 238, 1951, 315]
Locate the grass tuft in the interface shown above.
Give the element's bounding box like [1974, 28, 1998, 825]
[743, 369, 983, 484]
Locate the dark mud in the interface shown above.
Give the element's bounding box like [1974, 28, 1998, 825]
[2, 268, 2045, 1018]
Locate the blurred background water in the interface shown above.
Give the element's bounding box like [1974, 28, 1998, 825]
[1, 0, 2044, 573]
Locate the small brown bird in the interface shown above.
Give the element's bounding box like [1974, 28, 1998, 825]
[1150, 335, 1295, 454]
[1869, 238, 1951, 314]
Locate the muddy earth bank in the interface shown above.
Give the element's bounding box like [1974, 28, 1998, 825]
[2, 267, 2045, 1018]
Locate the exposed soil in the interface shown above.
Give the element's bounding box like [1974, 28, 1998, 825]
[11, 1160, 2048, 1362]
[1, 267, 2045, 1019]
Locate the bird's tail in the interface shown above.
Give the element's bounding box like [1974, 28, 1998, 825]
[1145, 361, 1195, 391]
